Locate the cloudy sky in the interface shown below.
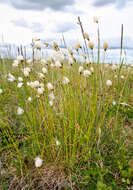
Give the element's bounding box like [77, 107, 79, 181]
[0, 0, 133, 48]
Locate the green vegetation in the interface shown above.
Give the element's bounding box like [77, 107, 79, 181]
[0, 55, 133, 189]
[0, 19, 133, 189]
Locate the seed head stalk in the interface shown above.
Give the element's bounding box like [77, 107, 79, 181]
[120, 24, 123, 64]
[96, 22, 103, 92]
[77, 16, 90, 60]
[97, 23, 100, 64]
[32, 39, 35, 64]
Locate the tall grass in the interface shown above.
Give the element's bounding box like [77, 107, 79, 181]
[1, 19, 133, 190]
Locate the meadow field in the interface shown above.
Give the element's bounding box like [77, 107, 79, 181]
[1, 19, 133, 190]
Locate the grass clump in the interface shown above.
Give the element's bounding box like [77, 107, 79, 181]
[1, 18, 133, 190]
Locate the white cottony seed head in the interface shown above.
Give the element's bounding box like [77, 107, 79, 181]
[112, 101, 116, 106]
[56, 140, 61, 146]
[18, 77, 23, 82]
[47, 83, 54, 91]
[23, 70, 29, 77]
[27, 97, 32, 102]
[85, 58, 90, 65]
[17, 82, 23, 88]
[48, 93, 55, 101]
[49, 100, 53, 106]
[38, 73, 44, 79]
[35, 43, 41, 50]
[12, 60, 19, 67]
[90, 67, 94, 73]
[37, 87, 44, 95]
[41, 59, 47, 65]
[93, 17, 99, 23]
[78, 66, 84, 74]
[35, 157, 43, 168]
[67, 45, 73, 54]
[29, 81, 40, 88]
[17, 107, 24, 115]
[112, 64, 118, 71]
[83, 70, 91, 77]
[55, 61, 62, 68]
[17, 55, 24, 61]
[62, 77, 70, 85]
[8, 73, 16, 82]
[121, 75, 124, 79]
[42, 67, 48, 74]
[0, 89, 3, 94]
[68, 57, 74, 66]
[74, 42, 81, 51]
[106, 80, 112, 87]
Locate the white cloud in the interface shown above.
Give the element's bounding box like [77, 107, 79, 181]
[92, 0, 133, 8]
[0, 0, 76, 11]
[0, 0, 132, 50]
[11, 18, 44, 33]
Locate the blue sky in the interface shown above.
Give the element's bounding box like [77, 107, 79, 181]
[0, 0, 133, 49]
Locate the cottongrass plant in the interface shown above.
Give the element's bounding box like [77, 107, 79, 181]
[1, 18, 133, 190]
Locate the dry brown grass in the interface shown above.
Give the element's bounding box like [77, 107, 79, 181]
[8, 165, 71, 190]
